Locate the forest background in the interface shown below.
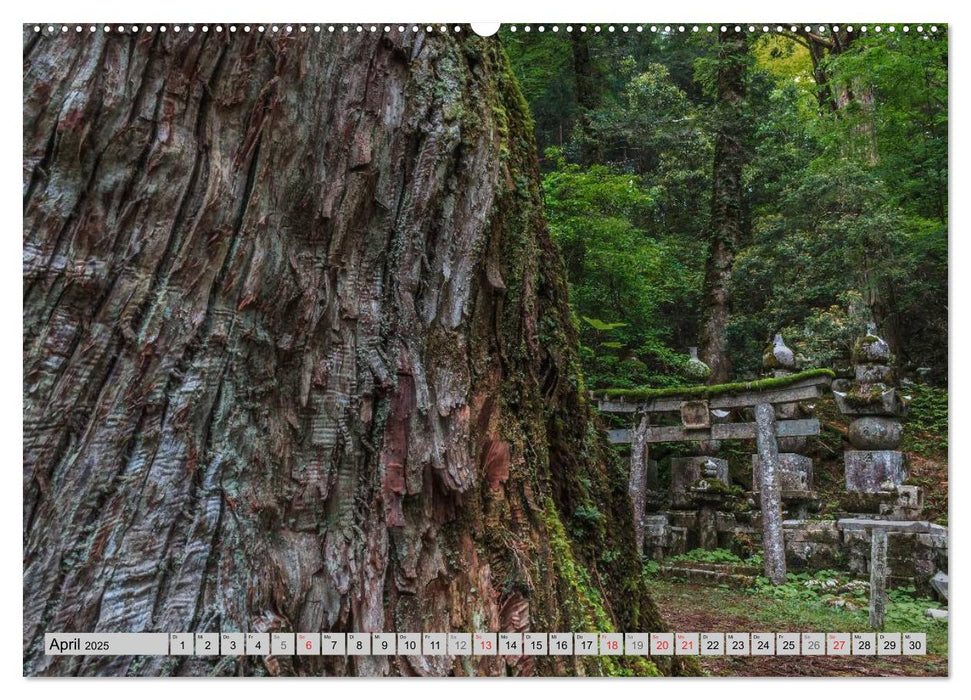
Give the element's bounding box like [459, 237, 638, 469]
[503, 25, 947, 394]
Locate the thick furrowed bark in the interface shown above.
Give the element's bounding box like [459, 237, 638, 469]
[23, 26, 680, 677]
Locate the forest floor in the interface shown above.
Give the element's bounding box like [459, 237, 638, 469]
[649, 580, 948, 677]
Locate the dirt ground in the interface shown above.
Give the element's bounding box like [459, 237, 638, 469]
[651, 582, 948, 677]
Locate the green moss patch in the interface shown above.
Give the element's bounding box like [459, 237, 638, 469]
[599, 368, 835, 401]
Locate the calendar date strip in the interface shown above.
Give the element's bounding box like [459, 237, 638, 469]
[45, 631, 927, 657]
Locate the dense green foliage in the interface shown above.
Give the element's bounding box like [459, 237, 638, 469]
[753, 570, 945, 634]
[668, 547, 761, 566]
[902, 381, 949, 455]
[504, 27, 947, 390]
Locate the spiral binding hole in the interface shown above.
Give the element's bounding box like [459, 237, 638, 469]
[27, 23, 939, 37]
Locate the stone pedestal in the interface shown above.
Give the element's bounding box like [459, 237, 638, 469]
[887, 485, 923, 519]
[752, 453, 813, 492]
[844, 450, 907, 492]
[848, 416, 902, 450]
[668, 526, 688, 556]
[643, 514, 670, 561]
[698, 506, 718, 551]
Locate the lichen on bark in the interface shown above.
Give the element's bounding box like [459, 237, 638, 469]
[23, 25, 684, 677]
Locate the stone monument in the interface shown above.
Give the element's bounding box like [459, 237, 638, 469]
[834, 325, 909, 493]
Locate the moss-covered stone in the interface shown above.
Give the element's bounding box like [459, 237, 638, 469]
[601, 368, 835, 401]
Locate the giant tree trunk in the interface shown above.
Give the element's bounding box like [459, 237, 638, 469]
[23, 26, 681, 677]
[699, 29, 748, 384]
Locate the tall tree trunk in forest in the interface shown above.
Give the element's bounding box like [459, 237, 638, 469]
[699, 29, 749, 384]
[570, 32, 603, 165]
[23, 27, 685, 677]
[791, 28, 878, 163]
[792, 26, 856, 112]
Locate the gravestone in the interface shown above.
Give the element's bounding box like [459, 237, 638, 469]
[869, 528, 889, 629]
[835, 325, 910, 494]
[670, 456, 730, 493]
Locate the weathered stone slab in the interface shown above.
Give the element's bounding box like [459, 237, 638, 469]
[844, 450, 907, 492]
[715, 511, 737, 532]
[783, 519, 840, 544]
[659, 562, 759, 587]
[642, 514, 670, 560]
[668, 510, 699, 530]
[849, 416, 903, 450]
[597, 375, 829, 414]
[917, 532, 948, 549]
[931, 571, 948, 601]
[838, 518, 932, 533]
[631, 418, 820, 444]
[856, 363, 895, 384]
[753, 453, 813, 492]
[838, 490, 896, 514]
[783, 521, 841, 569]
[668, 526, 687, 556]
[680, 400, 710, 428]
[833, 387, 901, 416]
[785, 538, 841, 571]
[869, 528, 888, 629]
[884, 485, 923, 519]
[670, 456, 729, 493]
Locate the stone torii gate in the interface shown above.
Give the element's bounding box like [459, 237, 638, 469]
[595, 370, 833, 585]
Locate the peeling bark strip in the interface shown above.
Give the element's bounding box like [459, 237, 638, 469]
[23, 27, 681, 677]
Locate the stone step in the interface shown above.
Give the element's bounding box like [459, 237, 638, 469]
[658, 563, 759, 588]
